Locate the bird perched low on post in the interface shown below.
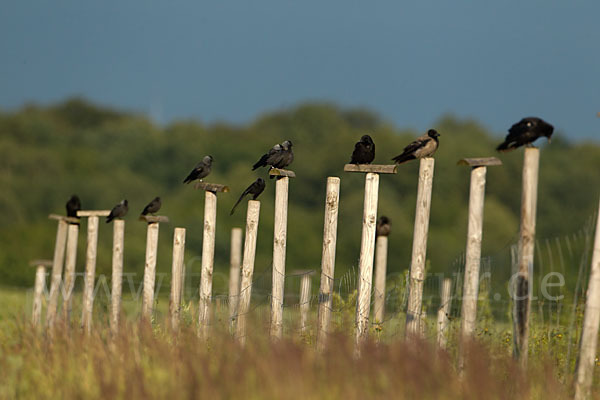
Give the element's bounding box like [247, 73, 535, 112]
[183, 155, 213, 184]
[376, 216, 391, 237]
[230, 178, 266, 215]
[106, 200, 129, 223]
[392, 129, 440, 164]
[252, 140, 294, 171]
[140, 197, 161, 216]
[350, 135, 375, 164]
[66, 195, 81, 218]
[496, 117, 554, 152]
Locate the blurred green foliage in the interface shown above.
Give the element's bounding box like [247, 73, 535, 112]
[1, 98, 599, 293]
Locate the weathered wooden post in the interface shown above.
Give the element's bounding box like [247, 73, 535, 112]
[296, 270, 314, 335]
[405, 158, 435, 337]
[345, 164, 398, 348]
[235, 200, 261, 345]
[140, 215, 170, 322]
[30, 259, 52, 328]
[457, 158, 501, 361]
[46, 214, 75, 330]
[436, 278, 452, 349]
[316, 177, 341, 352]
[110, 219, 126, 336]
[513, 147, 539, 365]
[574, 199, 600, 400]
[61, 221, 80, 323]
[169, 227, 186, 331]
[78, 210, 110, 333]
[228, 227, 243, 332]
[269, 168, 295, 340]
[373, 234, 389, 325]
[195, 182, 229, 339]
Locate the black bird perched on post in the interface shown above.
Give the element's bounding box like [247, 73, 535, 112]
[66, 195, 81, 218]
[230, 178, 266, 215]
[376, 216, 391, 237]
[392, 129, 440, 164]
[350, 135, 375, 164]
[252, 140, 294, 171]
[106, 200, 128, 223]
[141, 197, 161, 216]
[183, 155, 213, 184]
[496, 117, 554, 152]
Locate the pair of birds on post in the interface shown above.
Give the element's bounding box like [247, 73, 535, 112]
[104, 197, 162, 224]
[349, 117, 554, 166]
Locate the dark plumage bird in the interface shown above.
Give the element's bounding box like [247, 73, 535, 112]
[496, 117, 554, 152]
[376, 216, 391, 237]
[106, 200, 129, 223]
[350, 135, 375, 164]
[392, 129, 440, 164]
[66, 195, 81, 218]
[230, 178, 266, 215]
[183, 155, 213, 184]
[141, 197, 161, 216]
[252, 140, 294, 170]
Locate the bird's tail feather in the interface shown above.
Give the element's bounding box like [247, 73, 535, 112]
[496, 141, 513, 152]
[230, 194, 245, 216]
[252, 154, 268, 170]
[392, 153, 415, 164]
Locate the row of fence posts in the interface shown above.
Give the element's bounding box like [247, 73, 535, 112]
[29, 151, 600, 399]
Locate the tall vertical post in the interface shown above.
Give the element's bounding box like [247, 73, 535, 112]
[169, 227, 186, 331]
[574, 199, 600, 400]
[110, 219, 125, 336]
[270, 170, 294, 340]
[236, 200, 261, 345]
[140, 216, 168, 321]
[437, 278, 452, 349]
[406, 158, 435, 337]
[228, 228, 243, 331]
[513, 148, 539, 365]
[299, 271, 313, 335]
[30, 260, 52, 328]
[46, 218, 68, 330]
[373, 235, 389, 324]
[61, 222, 79, 323]
[316, 177, 341, 352]
[198, 191, 217, 339]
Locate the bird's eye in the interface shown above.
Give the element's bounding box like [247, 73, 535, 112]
[526, 121, 532, 127]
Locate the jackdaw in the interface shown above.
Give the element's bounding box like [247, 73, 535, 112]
[66, 195, 81, 218]
[252, 140, 294, 170]
[141, 197, 161, 216]
[106, 200, 129, 223]
[230, 178, 266, 215]
[376, 216, 391, 237]
[183, 155, 213, 184]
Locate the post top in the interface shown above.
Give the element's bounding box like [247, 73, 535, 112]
[30, 259, 53, 267]
[77, 210, 111, 217]
[194, 182, 230, 193]
[343, 164, 398, 174]
[48, 214, 80, 224]
[289, 269, 315, 276]
[139, 215, 170, 224]
[457, 157, 502, 167]
[269, 168, 296, 178]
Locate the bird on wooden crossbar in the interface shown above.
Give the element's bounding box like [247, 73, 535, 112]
[392, 129, 440, 164]
[66, 195, 81, 218]
[350, 135, 375, 165]
[141, 197, 161, 216]
[183, 155, 213, 184]
[106, 200, 128, 223]
[252, 140, 294, 171]
[230, 178, 266, 215]
[496, 117, 554, 152]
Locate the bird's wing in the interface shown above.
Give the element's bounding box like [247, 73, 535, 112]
[402, 135, 430, 155]
[413, 137, 438, 158]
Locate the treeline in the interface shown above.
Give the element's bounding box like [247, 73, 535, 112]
[1, 98, 599, 293]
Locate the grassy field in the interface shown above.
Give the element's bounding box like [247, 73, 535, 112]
[0, 286, 596, 399]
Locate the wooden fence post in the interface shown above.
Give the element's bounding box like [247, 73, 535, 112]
[110, 219, 125, 335]
[269, 169, 295, 340]
[316, 177, 341, 352]
[228, 228, 243, 332]
[373, 235, 389, 325]
[195, 182, 229, 340]
[141, 216, 169, 322]
[169, 227, 186, 331]
[61, 222, 80, 323]
[236, 200, 261, 345]
[513, 147, 539, 365]
[437, 278, 452, 349]
[406, 158, 435, 337]
[298, 270, 313, 335]
[574, 199, 600, 400]
[30, 259, 52, 328]
[457, 158, 501, 362]
[46, 216, 69, 330]
[78, 210, 110, 334]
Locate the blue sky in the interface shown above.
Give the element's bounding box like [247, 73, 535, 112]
[1, 1, 598, 139]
